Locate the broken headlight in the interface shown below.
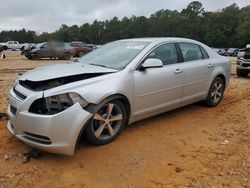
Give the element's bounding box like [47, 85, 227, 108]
[29, 93, 88, 115]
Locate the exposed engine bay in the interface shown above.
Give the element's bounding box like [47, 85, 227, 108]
[19, 72, 111, 91]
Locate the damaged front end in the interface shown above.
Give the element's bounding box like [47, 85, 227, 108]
[19, 72, 110, 91]
[29, 92, 89, 115]
[19, 72, 112, 115]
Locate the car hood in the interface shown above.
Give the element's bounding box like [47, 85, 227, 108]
[19, 63, 118, 82]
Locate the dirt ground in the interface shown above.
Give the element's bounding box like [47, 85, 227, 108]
[0, 51, 249, 188]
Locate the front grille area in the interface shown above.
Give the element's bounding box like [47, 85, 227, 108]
[242, 63, 250, 68]
[23, 131, 52, 145]
[13, 87, 27, 100]
[10, 105, 17, 115]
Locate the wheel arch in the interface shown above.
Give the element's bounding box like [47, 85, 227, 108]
[75, 93, 131, 149]
[206, 66, 229, 94]
[216, 74, 226, 85]
[64, 52, 71, 55]
[93, 93, 131, 118]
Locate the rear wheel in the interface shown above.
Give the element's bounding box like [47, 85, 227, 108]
[2, 46, 7, 51]
[63, 53, 71, 60]
[84, 100, 127, 145]
[236, 68, 248, 77]
[205, 77, 225, 107]
[79, 51, 85, 57]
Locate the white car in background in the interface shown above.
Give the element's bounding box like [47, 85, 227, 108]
[0, 41, 29, 50]
[7, 38, 231, 155]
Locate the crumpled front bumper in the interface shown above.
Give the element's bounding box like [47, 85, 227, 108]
[7, 86, 93, 155]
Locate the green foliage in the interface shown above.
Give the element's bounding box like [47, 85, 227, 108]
[0, 1, 249, 48]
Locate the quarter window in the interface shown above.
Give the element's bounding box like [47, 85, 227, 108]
[200, 46, 209, 59]
[179, 43, 205, 62]
[145, 43, 178, 65]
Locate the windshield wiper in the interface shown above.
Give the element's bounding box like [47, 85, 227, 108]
[89, 63, 107, 68]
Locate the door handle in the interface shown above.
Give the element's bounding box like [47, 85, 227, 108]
[174, 69, 183, 74]
[208, 63, 214, 68]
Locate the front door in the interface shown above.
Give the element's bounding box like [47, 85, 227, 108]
[134, 43, 184, 117]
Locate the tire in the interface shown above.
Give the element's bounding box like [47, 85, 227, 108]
[236, 68, 248, 77]
[32, 53, 41, 60]
[2, 46, 7, 51]
[205, 77, 225, 107]
[79, 51, 85, 57]
[84, 100, 127, 145]
[63, 53, 71, 60]
[24, 51, 31, 59]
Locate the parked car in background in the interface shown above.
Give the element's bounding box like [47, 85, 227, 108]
[212, 48, 228, 56]
[217, 49, 227, 56]
[30, 42, 74, 60]
[21, 43, 38, 59]
[7, 38, 231, 155]
[237, 48, 246, 58]
[236, 47, 250, 77]
[87, 44, 98, 50]
[70, 41, 92, 57]
[225, 48, 239, 57]
[0, 41, 29, 50]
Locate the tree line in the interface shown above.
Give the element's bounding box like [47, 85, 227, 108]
[0, 1, 250, 48]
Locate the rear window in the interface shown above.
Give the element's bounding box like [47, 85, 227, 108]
[200, 46, 209, 59]
[179, 43, 203, 62]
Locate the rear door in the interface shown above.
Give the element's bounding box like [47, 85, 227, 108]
[177, 42, 212, 105]
[13, 41, 19, 49]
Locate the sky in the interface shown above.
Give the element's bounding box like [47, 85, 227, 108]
[0, 0, 249, 33]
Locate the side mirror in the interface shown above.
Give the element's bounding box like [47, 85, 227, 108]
[140, 58, 163, 71]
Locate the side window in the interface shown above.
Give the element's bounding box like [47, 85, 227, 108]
[179, 43, 203, 62]
[145, 43, 178, 65]
[41, 44, 47, 49]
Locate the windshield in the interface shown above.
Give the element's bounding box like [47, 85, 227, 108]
[36, 42, 46, 48]
[78, 41, 149, 70]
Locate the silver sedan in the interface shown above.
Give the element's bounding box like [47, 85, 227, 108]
[7, 38, 231, 155]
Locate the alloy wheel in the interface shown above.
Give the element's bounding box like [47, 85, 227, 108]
[211, 81, 223, 104]
[92, 103, 123, 140]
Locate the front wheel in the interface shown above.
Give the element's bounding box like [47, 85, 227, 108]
[205, 77, 225, 107]
[32, 53, 41, 60]
[236, 68, 248, 77]
[84, 100, 127, 145]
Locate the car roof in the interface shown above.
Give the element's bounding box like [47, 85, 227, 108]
[117, 37, 201, 44]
